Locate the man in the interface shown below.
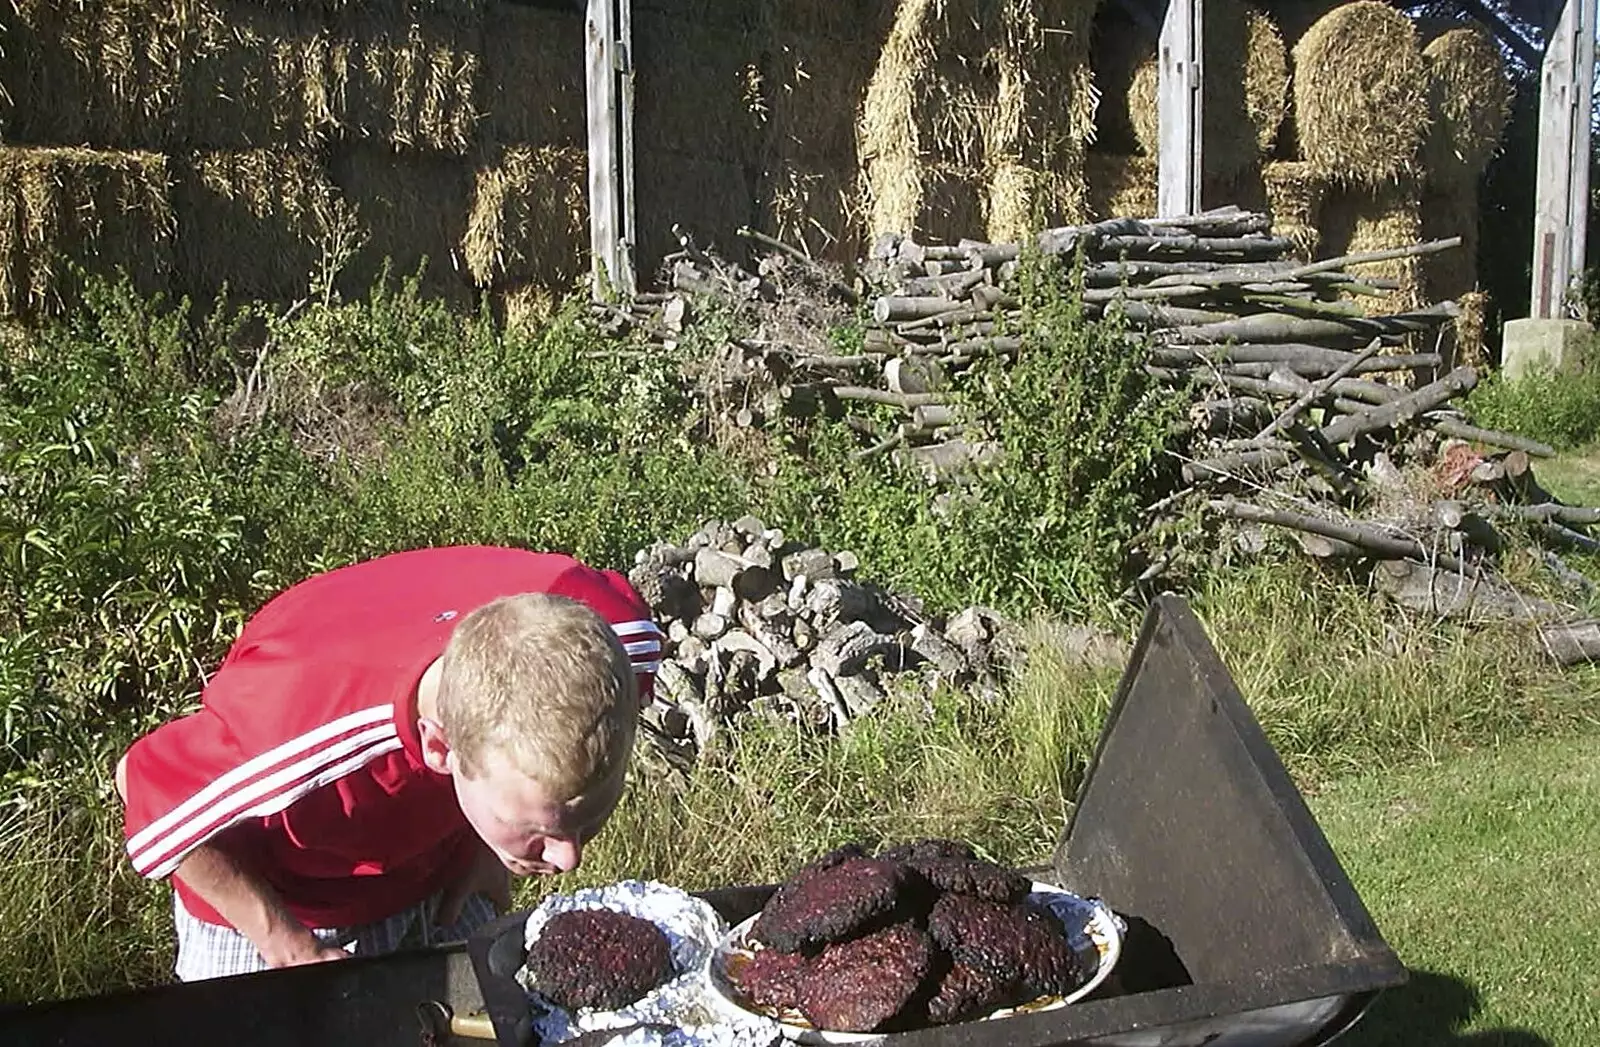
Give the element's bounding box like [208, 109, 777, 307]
[116, 545, 662, 980]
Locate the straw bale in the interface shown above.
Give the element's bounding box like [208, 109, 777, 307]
[633, 150, 758, 277]
[1087, 13, 1153, 154]
[859, 0, 1097, 240]
[0, 147, 174, 318]
[859, 0, 933, 237]
[328, 5, 484, 154]
[1268, 0, 1345, 46]
[1085, 151, 1157, 220]
[1126, 0, 1287, 179]
[1318, 179, 1425, 317]
[1291, 2, 1430, 184]
[764, 31, 879, 165]
[495, 281, 561, 335]
[1419, 179, 1478, 303]
[0, 0, 184, 147]
[1262, 159, 1324, 258]
[763, 0, 898, 41]
[179, 2, 337, 150]
[478, 2, 585, 148]
[760, 160, 867, 264]
[987, 154, 1089, 242]
[172, 150, 344, 306]
[631, 11, 764, 164]
[914, 164, 988, 243]
[462, 145, 587, 292]
[327, 143, 476, 307]
[1420, 25, 1511, 183]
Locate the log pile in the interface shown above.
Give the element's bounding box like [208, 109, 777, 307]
[600, 207, 1600, 672]
[628, 516, 1026, 768]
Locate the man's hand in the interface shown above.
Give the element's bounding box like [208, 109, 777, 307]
[175, 840, 348, 969]
[258, 925, 351, 968]
[437, 841, 511, 929]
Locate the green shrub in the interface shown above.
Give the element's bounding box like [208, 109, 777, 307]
[1466, 345, 1600, 452]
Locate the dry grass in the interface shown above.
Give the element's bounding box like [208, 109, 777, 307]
[172, 149, 345, 307]
[0, 147, 174, 318]
[1084, 151, 1157, 221]
[1262, 159, 1325, 258]
[1421, 24, 1513, 183]
[478, 2, 585, 149]
[1126, 0, 1287, 180]
[462, 145, 587, 293]
[326, 143, 475, 307]
[1291, 1, 1430, 184]
[327, 4, 483, 154]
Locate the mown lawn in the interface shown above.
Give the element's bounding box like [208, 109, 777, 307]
[1311, 730, 1600, 1046]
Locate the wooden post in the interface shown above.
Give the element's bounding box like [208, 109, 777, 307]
[1529, 0, 1594, 319]
[585, 0, 635, 299]
[1157, 0, 1203, 218]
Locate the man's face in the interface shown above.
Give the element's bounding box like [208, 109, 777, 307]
[450, 751, 626, 877]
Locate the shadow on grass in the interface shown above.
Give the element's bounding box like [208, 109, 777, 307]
[1343, 968, 1551, 1046]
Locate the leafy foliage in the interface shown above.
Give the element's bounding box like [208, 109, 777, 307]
[1465, 341, 1600, 452]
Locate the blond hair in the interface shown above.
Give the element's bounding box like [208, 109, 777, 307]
[437, 593, 637, 794]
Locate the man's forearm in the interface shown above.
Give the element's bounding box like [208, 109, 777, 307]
[174, 841, 337, 967]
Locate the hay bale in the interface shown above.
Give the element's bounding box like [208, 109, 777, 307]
[1085, 151, 1157, 220]
[495, 281, 562, 334]
[760, 160, 867, 264]
[1420, 25, 1511, 182]
[462, 145, 587, 292]
[1126, 0, 1288, 179]
[1268, 0, 1345, 45]
[1317, 178, 1425, 316]
[478, 2, 584, 148]
[987, 154, 1089, 242]
[633, 150, 758, 277]
[0, 0, 184, 147]
[180, 2, 338, 150]
[0, 147, 174, 318]
[1419, 180, 1478, 303]
[631, 11, 764, 163]
[327, 143, 475, 307]
[763, 0, 898, 40]
[764, 31, 880, 164]
[328, 5, 484, 154]
[915, 163, 988, 243]
[1262, 159, 1324, 258]
[1291, 2, 1430, 184]
[1087, 12, 1153, 154]
[859, 0, 1097, 240]
[173, 150, 345, 306]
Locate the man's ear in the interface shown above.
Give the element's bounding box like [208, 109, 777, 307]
[418, 717, 454, 775]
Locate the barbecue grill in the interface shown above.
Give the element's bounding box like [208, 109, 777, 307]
[0, 594, 1406, 1047]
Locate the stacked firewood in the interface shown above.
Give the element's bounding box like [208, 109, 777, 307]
[628, 516, 1027, 767]
[598, 209, 1600, 668]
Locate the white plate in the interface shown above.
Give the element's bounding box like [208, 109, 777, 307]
[702, 881, 1125, 1045]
